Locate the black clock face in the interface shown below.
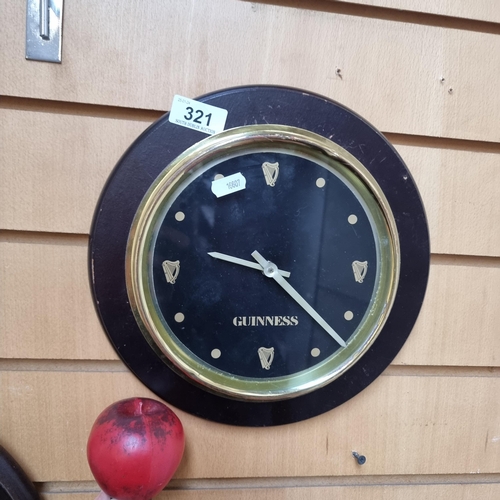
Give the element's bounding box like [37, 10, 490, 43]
[150, 152, 378, 381]
[90, 85, 429, 426]
[153, 151, 377, 380]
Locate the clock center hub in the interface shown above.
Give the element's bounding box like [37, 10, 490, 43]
[262, 261, 279, 278]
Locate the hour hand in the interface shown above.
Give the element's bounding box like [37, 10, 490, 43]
[208, 251, 291, 278]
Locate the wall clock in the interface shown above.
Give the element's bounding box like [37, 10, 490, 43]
[89, 86, 429, 426]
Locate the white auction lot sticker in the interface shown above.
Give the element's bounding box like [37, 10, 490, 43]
[211, 172, 246, 198]
[169, 94, 228, 135]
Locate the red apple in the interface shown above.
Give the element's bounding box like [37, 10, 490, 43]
[87, 398, 185, 500]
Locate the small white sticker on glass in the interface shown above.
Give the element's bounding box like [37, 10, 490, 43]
[169, 94, 228, 135]
[211, 172, 246, 198]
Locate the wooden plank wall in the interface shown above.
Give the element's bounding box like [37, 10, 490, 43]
[1, 0, 499, 498]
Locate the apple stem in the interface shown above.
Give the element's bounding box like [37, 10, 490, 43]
[95, 491, 113, 500]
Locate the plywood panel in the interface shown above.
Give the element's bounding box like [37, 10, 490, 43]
[2, 108, 500, 256]
[1, 0, 500, 142]
[0, 233, 117, 360]
[395, 144, 500, 257]
[1, 235, 499, 366]
[0, 108, 149, 235]
[1, 371, 499, 481]
[328, 0, 500, 23]
[40, 483, 500, 500]
[394, 255, 500, 367]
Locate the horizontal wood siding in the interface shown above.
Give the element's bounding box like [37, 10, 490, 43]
[1, 371, 499, 481]
[1, 0, 499, 498]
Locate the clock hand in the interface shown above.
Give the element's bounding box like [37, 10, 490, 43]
[208, 252, 291, 278]
[251, 250, 346, 348]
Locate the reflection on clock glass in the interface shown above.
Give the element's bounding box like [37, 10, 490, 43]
[149, 151, 379, 380]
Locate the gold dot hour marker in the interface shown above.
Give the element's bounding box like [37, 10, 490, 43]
[175, 211, 185, 222]
[211, 349, 221, 359]
[348, 214, 358, 225]
[174, 312, 185, 323]
[214, 174, 224, 180]
[316, 177, 326, 188]
[311, 348, 321, 357]
[344, 311, 354, 321]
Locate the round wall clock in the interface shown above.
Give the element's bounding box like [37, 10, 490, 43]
[89, 86, 429, 426]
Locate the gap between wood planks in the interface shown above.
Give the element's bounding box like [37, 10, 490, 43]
[2, 230, 500, 270]
[0, 359, 499, 378]
[36, 473, 500, 494]
[1, 96, 500, 154]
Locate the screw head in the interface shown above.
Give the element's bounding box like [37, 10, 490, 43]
[352, 451, 366, 465]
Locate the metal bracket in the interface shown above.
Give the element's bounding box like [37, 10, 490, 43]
[26, 0, 64, 63]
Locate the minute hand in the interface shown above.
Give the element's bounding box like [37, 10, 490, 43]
[251, 250, 346, 348]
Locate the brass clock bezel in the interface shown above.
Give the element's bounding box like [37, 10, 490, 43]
[126, 125, 400, 401]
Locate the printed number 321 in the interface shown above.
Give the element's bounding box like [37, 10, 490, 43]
[184, 107, 212, 127]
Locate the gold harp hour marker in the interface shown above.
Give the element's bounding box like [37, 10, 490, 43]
[258, 347, 275, 370]
[352, 260, 368, 283]
[262, 162, 279, 187]
[162, 260, 180, 284]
